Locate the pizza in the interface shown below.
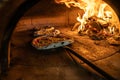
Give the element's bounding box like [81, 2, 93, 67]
[34, 26, 60, 37]
[32, 35, 74, 50]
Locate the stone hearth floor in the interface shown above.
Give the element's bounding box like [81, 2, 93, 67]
[2, 48, 104, 80]
[1, 29, 120, 80]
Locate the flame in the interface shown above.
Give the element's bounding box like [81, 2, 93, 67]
[55, 0, 120, 37]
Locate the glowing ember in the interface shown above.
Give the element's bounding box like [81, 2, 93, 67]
[55, 0, 120, 40]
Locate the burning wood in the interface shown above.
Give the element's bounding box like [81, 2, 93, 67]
[55, 0, 120, 40]
[77, 16, 119, 40]
[71, 22, 80, 31]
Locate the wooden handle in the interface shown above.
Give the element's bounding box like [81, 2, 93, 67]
[64, 46, 117, 80]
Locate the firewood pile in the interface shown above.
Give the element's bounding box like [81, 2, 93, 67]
[73, 16, 120, 40]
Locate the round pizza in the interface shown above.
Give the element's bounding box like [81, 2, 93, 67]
[34, 26, 60, 37]
[32, 35, 74, 50]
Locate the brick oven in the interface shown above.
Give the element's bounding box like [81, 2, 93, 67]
[0, 0, 120, 80]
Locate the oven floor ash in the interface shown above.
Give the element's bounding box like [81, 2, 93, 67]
[4, 26, 120, 80]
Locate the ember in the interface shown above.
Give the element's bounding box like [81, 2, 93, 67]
[55, 0, 120, 40]
[78, 16, 119, 40]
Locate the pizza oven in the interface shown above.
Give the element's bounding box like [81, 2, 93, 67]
[0, 0, 120, 80]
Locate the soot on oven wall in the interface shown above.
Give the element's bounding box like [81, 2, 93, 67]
[1, 0, 120, 80]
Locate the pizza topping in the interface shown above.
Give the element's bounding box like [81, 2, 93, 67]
[32, 26, 74, 50]
[32, 35, 74, 50]
[34, 26, 60, 37]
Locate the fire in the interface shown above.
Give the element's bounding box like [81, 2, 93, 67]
[55, 0, 120, 39]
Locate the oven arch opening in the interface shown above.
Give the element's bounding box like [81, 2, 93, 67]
[0, 0, 40, 75]
[0, 0, 120, 77]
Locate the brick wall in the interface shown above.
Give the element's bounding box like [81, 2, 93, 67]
[15, 8, 81, 31]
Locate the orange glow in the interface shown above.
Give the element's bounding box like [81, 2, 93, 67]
[55, 0, 120, 37]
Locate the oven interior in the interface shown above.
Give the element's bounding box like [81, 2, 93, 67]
[1, 0, 120, 80]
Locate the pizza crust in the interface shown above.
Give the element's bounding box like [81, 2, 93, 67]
[34, 26, 60, 37]
[32, 26, 74, 50]
[32, 36, 74, 50]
